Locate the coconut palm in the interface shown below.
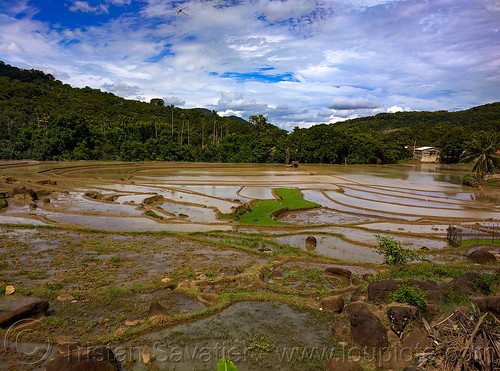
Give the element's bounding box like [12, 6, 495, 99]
[462, 132, 500, 178]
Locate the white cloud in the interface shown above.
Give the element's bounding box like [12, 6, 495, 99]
[163, 96, 186, 106]
[327, 97, 381, 110]
[101, 80, 141, 96]
[1, 0, 498, 129]
[67, 1, 109, 14]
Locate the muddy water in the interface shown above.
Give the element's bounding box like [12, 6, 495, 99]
[274, 234, 384, 263]
[1, 162, 498, 237]
[130, 301, 336, 371]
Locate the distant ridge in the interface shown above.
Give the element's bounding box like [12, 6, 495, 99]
[0, 60, 498, 164]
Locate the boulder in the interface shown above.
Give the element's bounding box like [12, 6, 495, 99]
[407, 279, 445, 302]
[401, 327, 432, 353]
[467, 250, 497, 264]
[343, 301, 369, 316]
[197, 293, 218, 307]
[320, 295, 344, 313]
[368, 279, 444, 303]
[387, 304, 417, 338]
[472, 296, 500, 314]
[305, 236, 317, 251]
[325, 267, 352, 279]
[449, 272, 481, 295]
[147, 302, 169, 320]
[350, 309, 388, 348]
[45, 346, 119, 371]
[26, 188, 38, 200]
[325, 357, 362, 371]
[367, 279, 398, 302]
[0, 299, 49, 329]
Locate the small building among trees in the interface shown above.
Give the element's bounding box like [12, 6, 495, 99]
[406, 146, 441, 163]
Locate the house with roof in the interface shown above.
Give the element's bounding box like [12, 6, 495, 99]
[406, 146, 441, 163]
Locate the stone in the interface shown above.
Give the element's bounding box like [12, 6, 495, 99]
[320, 295, 344, 313]
[177, 280, 196, 289]
[161, 277, 172, 284]
[147, 302, 169, 320]
[450, 272, 481, 295]
[5, 285, 15, 295]
[125, 319, 144, 326]
[325, 267, 352, 279]
[343, 301, 369, 316]
[472, 296, 500, 314]
[407, 279, 445, 303]
[197, 293, 218, 307]
[401, 327, 432, 353]
[368, 279, 444, 303]
[141, 348, 151, 364]
[25, 188, 38, 200]
[367, 279, 399, 302]
[0, 299, 49, 329]
[349, 309, 388, 348]
[57, 293, 75, 302]
[325, 357, 362, 371]
[467, 250, 497, 264]
[45, 346, 119, 371]
[305, 236, 317, 251]
[387, 304, 418, 338]
[362, 273, 373, 282]
[42, 198, 51, 204]
[351, 277, 361, 286]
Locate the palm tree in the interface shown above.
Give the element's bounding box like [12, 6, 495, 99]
[462, 133, 500, 178]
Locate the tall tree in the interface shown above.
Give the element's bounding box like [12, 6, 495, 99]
[462, 132, 500, 177]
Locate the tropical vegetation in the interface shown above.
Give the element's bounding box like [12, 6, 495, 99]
[0, 61, 499, 165]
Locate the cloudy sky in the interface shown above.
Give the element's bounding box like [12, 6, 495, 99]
[0, 0, 499, 130]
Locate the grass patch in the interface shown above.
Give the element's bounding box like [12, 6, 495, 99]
[460, 239, 500, 247]
[221, 188, 319, 225]
[375, 262, 464, 282]
[145, 210, 164, 220]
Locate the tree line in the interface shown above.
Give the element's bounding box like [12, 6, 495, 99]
[0, 61, 498, 165]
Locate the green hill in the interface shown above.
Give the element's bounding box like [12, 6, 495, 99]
[0, 61, 498, 164]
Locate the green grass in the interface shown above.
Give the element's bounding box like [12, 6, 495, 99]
[223, 188, 319, 225]
[460, 239, 500, 247]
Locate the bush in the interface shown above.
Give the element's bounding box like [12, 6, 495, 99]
[375, 235, 427, 266]
[461, 173, 480, 186]
[469, 273, 498, 295]
[389, 283, 428, 315]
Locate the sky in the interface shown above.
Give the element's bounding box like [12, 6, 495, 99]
[0, 0, 499, 130]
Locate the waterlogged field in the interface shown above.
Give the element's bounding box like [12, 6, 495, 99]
[0, 161, 499, 370]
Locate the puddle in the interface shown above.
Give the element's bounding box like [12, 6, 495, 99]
[302, 190, 418, 221]
[323, 190, 500, 220]
[160, 202, 221, 223]
[278, 208, 378, 225]
[239, 187, 274, 200]
[274, 234, 384, 263]
[128, 301, 337, 371]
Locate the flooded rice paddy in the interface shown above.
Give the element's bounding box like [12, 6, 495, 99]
[0, 161, 499, 370]
[0, 161, 498, 262]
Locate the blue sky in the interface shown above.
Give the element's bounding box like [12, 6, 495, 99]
[0, 0, 499, 129]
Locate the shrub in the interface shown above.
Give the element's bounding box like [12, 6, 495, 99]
[389, 283, 428, 315]
[469, 273, 498, 296]
[375, 235, 427, 266]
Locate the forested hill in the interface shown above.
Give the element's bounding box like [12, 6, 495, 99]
[0, 61, 498, 164]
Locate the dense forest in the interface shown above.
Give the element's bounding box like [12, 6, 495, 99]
[0, 61, 499, 164]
